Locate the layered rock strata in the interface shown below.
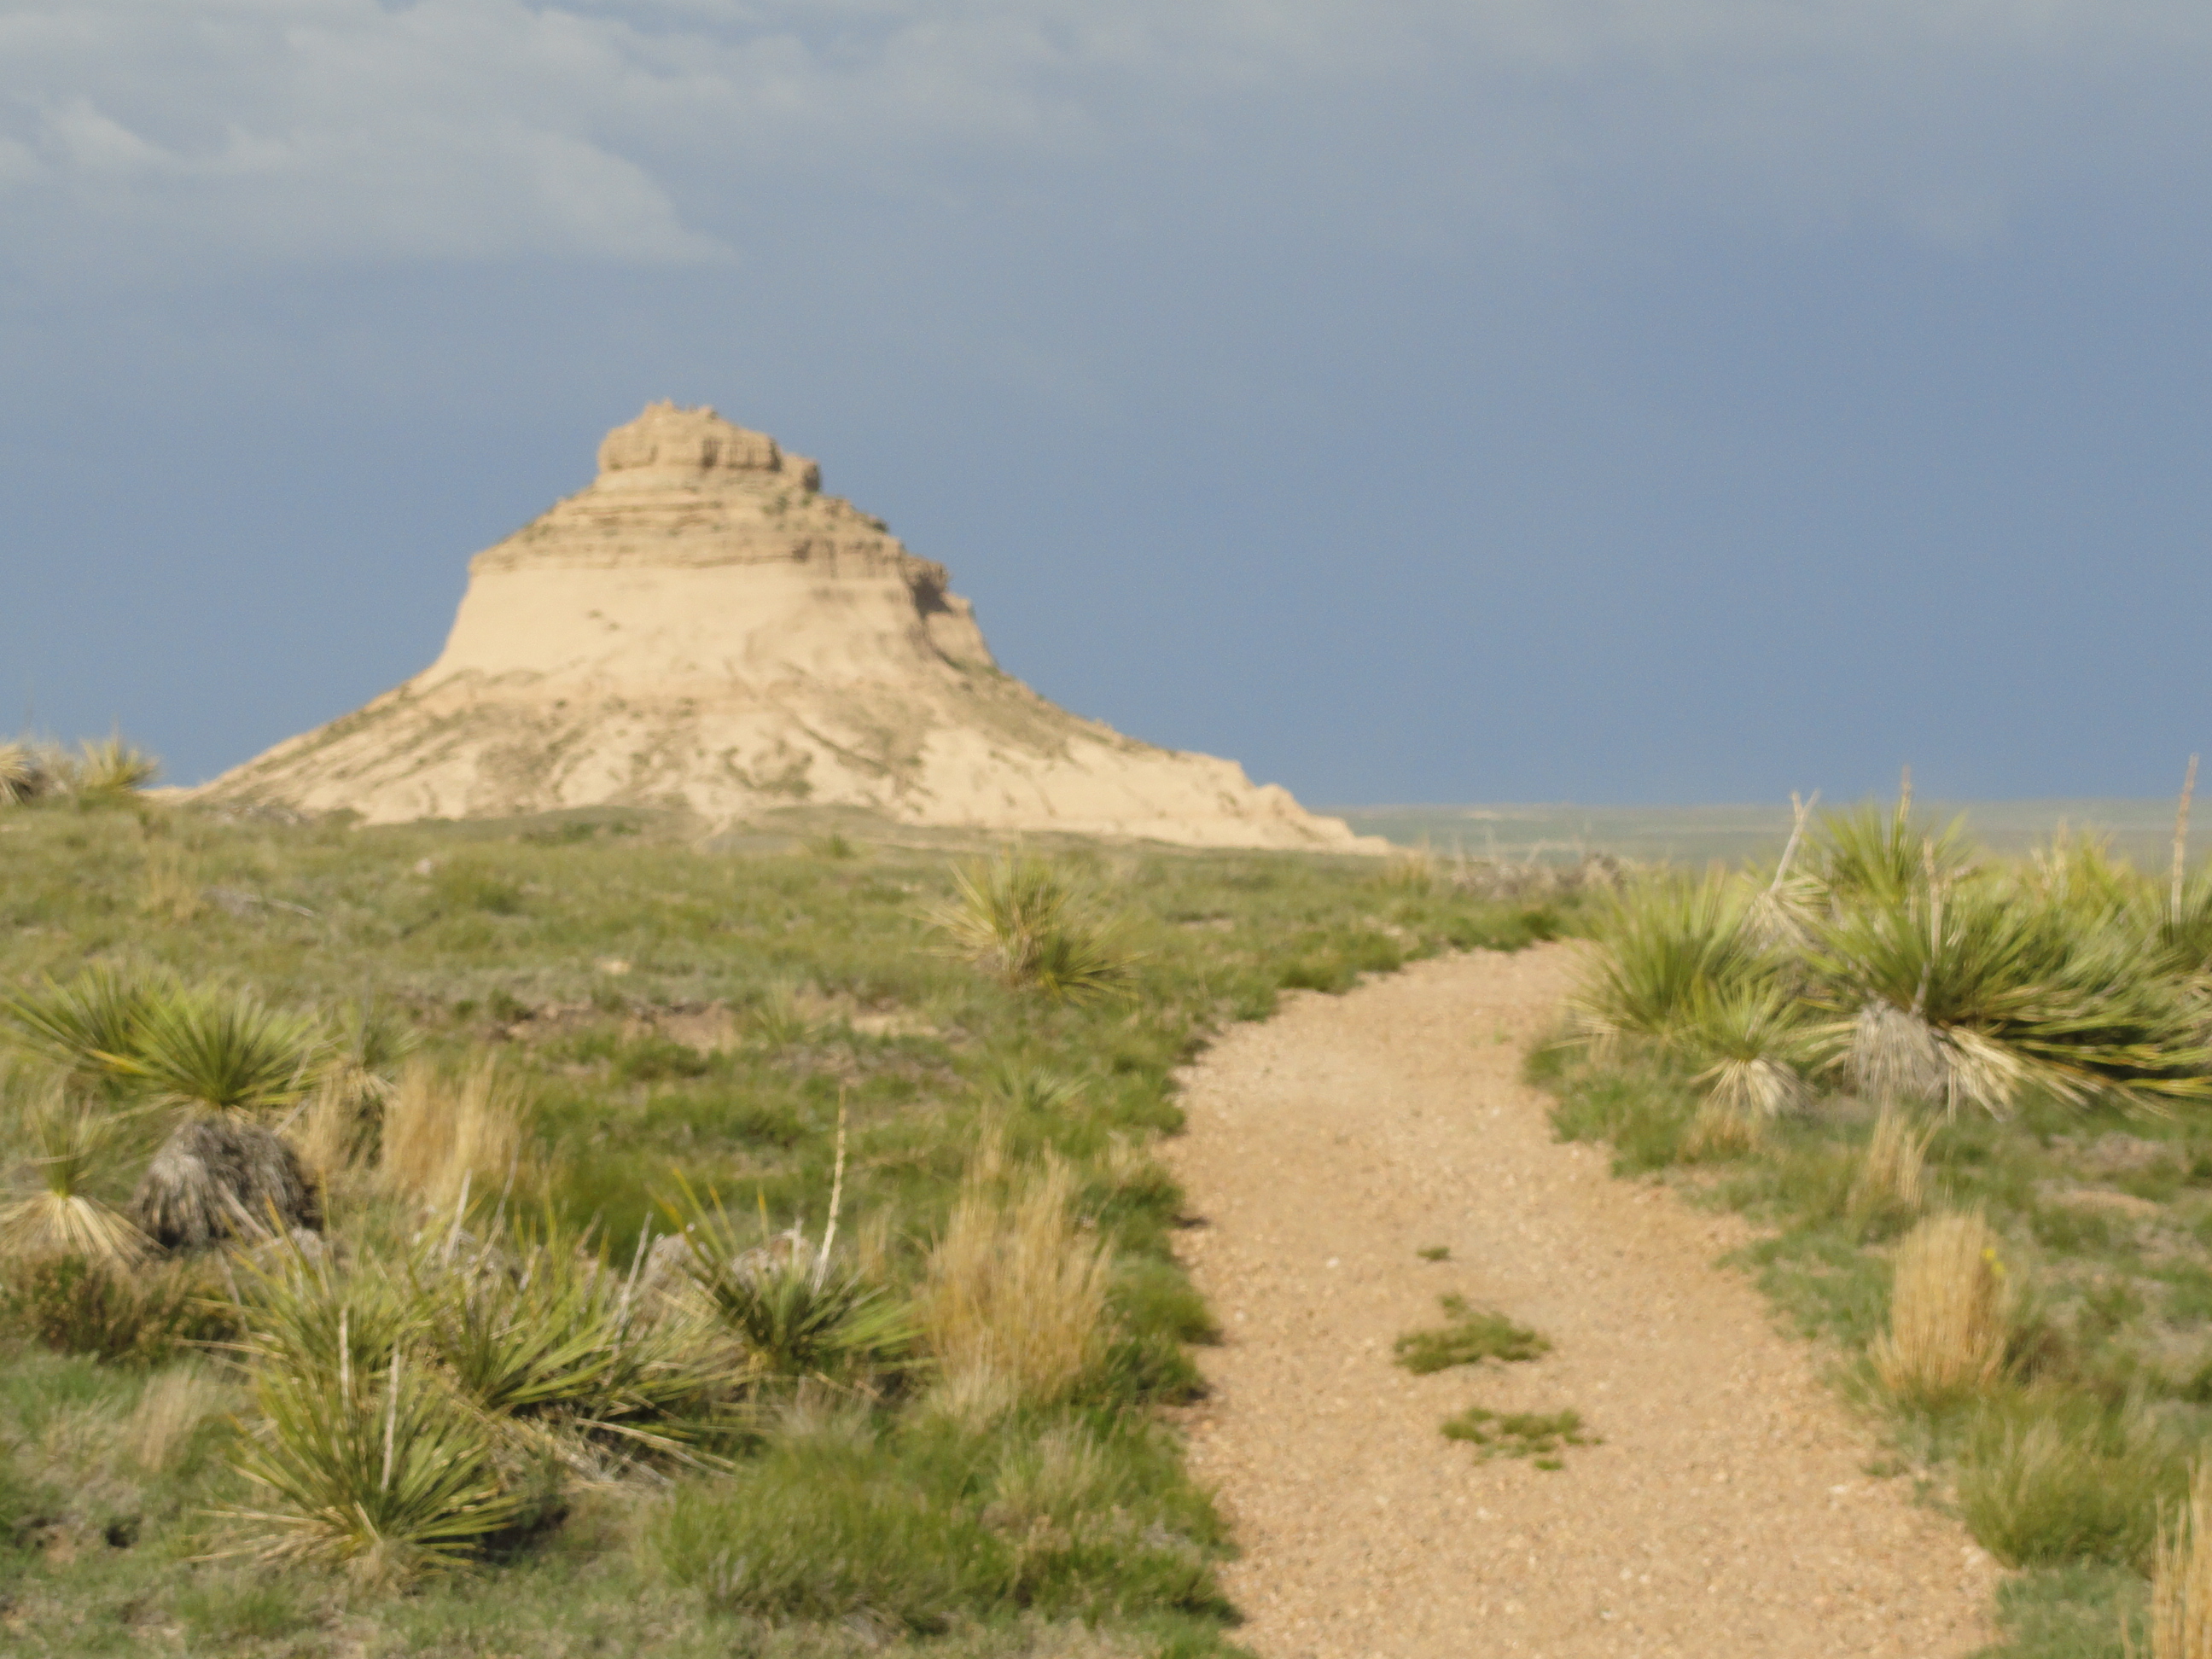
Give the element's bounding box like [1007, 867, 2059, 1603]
[201, 402, 1376, 851]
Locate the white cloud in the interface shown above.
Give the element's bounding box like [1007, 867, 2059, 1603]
[0, 0, 2207, 276]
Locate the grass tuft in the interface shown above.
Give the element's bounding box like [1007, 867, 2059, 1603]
[2143, 1460, 2212, 1657]
[1441, 1406, 1594, 1468]
[1872, 1210, 2012, 1407]
[1392, 1295, 1549, 1373]
[920, 1151, 1113, 1410]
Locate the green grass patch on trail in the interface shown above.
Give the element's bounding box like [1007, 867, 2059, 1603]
[1392, 1295, 1550, 1372]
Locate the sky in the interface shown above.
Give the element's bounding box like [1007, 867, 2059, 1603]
[4, 0, 2210, 806]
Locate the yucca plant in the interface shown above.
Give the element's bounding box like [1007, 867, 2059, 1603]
[1677, 976, 1818, 1126]
[0, 963, 167, 1086]
[1809, 878, 2212, 1115]
[415, 1220, 724, 1464]
[928, 853, 1133, 1004]
[1564, 872, 1770, 1057]
[0, 1090, 149, 1267]
[0, 742, 36, 805]
[67, 733, 159, 799]
[225, 1345, 519, 1583]
[115, 985, 325, 1114]
[669, 1198, 912, 1383]
[1813, 798, 1974, 907]
[229, 1233, 420, 1383]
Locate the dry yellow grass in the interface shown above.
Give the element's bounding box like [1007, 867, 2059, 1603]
[1871, 1210, 2011, 1405]
[376, 1056, 525, 1212]
[129, 1364, 233, 1473]
[140, 841, 203, 923]
[1852, 1102, 1935, 1216]
[2153, 1472, 2212, 1657]
[2137, 1461, 2212, 1658]
[918, 1150, 1112, 1412]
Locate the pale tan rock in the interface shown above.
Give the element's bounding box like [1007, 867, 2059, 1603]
[200, 402, 1379, 851]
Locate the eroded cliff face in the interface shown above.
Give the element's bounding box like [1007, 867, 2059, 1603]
[200, 402, 1378, 851]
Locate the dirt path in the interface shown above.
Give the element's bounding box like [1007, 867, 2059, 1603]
[1162, 946, 1997, 1658]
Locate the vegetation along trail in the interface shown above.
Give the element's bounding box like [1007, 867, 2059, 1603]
[1164, 945, 1995, 1657]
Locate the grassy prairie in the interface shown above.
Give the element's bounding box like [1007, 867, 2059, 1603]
[1336, 800, 2198, 869]
[1540, 802, 2212, 1659]
[0, 789, 1574, 1656]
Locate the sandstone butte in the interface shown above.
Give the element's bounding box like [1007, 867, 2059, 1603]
[199, 402, 1382, 852]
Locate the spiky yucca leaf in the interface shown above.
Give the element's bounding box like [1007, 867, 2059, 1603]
[416, 1221, 725, 1456]
[666, 1186, 913, 1382]
[0, 963, 167, 1082]
[115, 987, 324, 1113]
[68, 735, 158, 797]
[225, 1348, 518, 1582]
[1565, 873, 1769, 1056]
[1814, 800, 1974, 905]
[0, 1094, 149, 1267]
[928, 853, 1133, 1004]
[1810, 881, 2212, 1114]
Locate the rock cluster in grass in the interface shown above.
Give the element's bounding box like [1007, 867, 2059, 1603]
[199, 402, 1377, 850]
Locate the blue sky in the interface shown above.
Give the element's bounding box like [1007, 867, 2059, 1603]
[4, 1, 2209, 806]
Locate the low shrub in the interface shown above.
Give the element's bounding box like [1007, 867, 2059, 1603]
[652, 1417, 1225, 1628]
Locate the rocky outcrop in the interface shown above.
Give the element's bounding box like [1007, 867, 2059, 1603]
[199, 402, 1379, 852]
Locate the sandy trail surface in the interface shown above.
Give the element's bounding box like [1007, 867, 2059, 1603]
[1162, 946, 1997, 1658]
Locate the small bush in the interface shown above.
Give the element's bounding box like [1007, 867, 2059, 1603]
[1850, 1103, 1934, 1220]
[1873, 1211, 2012, 1407]
[653, 1418, 1224, 1628]
[1393, 1295, 1549, 1373]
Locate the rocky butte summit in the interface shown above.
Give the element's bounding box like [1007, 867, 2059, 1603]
[201, 403, 1377, 851]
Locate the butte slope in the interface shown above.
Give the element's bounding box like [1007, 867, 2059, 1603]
[200, 403, 1374, 852]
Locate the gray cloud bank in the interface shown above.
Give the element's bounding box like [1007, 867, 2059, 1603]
[4, 0, 2209, 280]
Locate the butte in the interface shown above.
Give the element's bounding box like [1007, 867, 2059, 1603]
[199, 402, 1377, 852]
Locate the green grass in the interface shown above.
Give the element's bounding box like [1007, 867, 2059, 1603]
[1392, 1295, 1550, 1373]
[0, 787, 1584, 1655]
[1439, 1406, 1595, 1469]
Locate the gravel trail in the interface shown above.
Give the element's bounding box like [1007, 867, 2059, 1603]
[1162, 946, 1997, 1658]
